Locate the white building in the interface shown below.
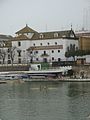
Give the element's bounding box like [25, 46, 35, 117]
[12, 25, 79, 64]
[0, 34, 13, 64]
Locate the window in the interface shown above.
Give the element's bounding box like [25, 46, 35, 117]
[72, 44, 75, 51]
[67, 46, 69, 52]
[47, 42, 50, 45]
[39, 34, 44, 38]
[58, 58, 61, 61]
[7, 48, 10, 53]
[40, 43, 42, 46]
[37, 65, 40, 70]
[52, 57, 54, 60]
[58, 50, 60, 53]
[8, 54, 10, 59]
[18, 58, 21, 64]
[55, 42, 57, 45]
[54, 33, 58, 37]
[70, 44, 73, 51]
[18, 41, 21, 46]
[44, 51, 46, 55]
[30, 51, 32, 54]
[36, 58, 39, 61]
[33, 43, 35, 46]
[35, 51, 38, 54]
[43, 58, 47, 62]
[8, 60, 11, 64]
[18, 51, 21, 57]
[52, 50, 54, 53]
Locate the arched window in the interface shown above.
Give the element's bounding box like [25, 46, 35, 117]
[67, 46, 69, 51]
[70, 44, 73, 51]
[73, 44, 75, 51]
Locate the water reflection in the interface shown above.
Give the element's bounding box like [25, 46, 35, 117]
[67, 83, 87, 97]
[0, 82, 90, 120]
[67, 82, 90, 120]
[67, 82, 90, 97]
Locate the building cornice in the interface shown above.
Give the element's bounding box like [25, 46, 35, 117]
[27, 45, 63, 51]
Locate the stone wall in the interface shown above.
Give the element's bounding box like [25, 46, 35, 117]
[0, 65, 29, 72]
[72, 65, 90, 77]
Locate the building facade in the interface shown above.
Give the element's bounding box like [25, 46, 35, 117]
[0, 34, 12, 64]
[11, 25, 79, 64]
[79, 36, 90, 50]
[75, 31, 90, 64]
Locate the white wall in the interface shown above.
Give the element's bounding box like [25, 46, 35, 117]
[86, 55, 90, 63]
[12, 38, 79, 63]
[12, 40, 31, 63]
[29, 38, 78, 62]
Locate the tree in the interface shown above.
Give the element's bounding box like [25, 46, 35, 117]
[0, 48, 6, 64]
[65, 49, 90, 62]
[65, 50, 76, 61]
[65, 44, 77, 61]
[8, 46, 16, 66]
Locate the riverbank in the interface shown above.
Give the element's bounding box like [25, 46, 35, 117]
[72, 65, 90, 78]
[0, 65, 90, 82]
[1, 77, 90, 84]
[0, 79, 24, 84]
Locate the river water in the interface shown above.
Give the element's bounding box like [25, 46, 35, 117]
[0, 81, 90, 120]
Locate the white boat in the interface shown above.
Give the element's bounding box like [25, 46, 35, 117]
[22, 67, 69, 80]
[0, 73, 22, 80]
[0, 66, 72, 81]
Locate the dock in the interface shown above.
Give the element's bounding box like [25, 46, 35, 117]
[23, 78, 90, 82]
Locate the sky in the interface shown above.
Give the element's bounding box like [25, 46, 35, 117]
[0, 0, 90, 35]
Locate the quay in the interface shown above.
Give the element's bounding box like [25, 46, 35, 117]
[0, 65, 90, 83]
[0, 80, 24, 84]
[23, 77, 90, 82]
[0, 78, 90, 84]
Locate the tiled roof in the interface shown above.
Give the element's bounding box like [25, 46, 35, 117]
[0, 41, 12, 48]
[14, 34, 29, 40]
[31, 29, 77, 40]
[13, 27, 78, 41]
[0, 34, 13, 40]
[4, 41, 12, 47]
[76, 32, 90, 37]
[15, 25, 37, 34]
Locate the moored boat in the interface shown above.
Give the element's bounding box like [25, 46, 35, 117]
[0, 66, 72, 81]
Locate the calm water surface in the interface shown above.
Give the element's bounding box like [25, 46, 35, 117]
[0, 81, 90, 120]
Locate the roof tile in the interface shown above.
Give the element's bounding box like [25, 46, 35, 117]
[15, 25, 37, 34]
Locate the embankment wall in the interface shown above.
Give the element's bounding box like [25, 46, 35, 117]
[0, 65, 29, 72]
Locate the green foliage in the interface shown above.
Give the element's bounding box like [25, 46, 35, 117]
[41, 62, 49, 69]
[65, 50, 90, 59]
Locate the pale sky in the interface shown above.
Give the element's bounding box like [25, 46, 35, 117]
[0, 0, 90, 35]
